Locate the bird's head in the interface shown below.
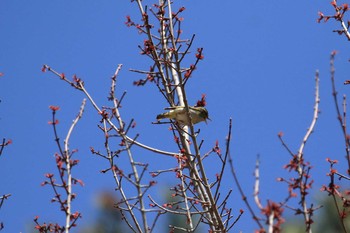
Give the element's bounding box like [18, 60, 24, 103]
[198, 107, 211, 124]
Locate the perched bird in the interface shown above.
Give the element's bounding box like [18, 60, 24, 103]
[156, 106, 210, 125]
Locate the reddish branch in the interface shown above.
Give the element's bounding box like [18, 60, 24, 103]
[35, 101, 85, 233]
[330, 51, 350, 174]
[322, 158, 349, 233]
[0, 117, 11, 231]
[318, 1, 350, 40]
[230, 71, 319, 232]
[0, 138, 11, 157]
[277, 71, 320, 233]
[322, 51, 350, 233]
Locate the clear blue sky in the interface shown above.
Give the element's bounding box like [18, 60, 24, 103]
[1, 0, 350, 232]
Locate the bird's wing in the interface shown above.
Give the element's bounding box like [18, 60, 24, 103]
[164, 106, 185, 111]
[188, 106, 201, 112]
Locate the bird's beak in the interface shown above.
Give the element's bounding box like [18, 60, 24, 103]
[205, 117, 211, 124]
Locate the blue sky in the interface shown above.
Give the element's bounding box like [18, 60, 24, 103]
[1, 0, 350, 232]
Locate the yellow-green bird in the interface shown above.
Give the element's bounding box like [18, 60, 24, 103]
[156, 106, 210, 125]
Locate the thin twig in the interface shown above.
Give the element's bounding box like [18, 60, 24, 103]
[64, 99, 86, 232]
[254, 155, 263, 209]
[227, 118, 263, 229]
[331, 52, 350, 172]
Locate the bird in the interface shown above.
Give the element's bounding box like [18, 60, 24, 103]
[156, 106, 210, 125]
